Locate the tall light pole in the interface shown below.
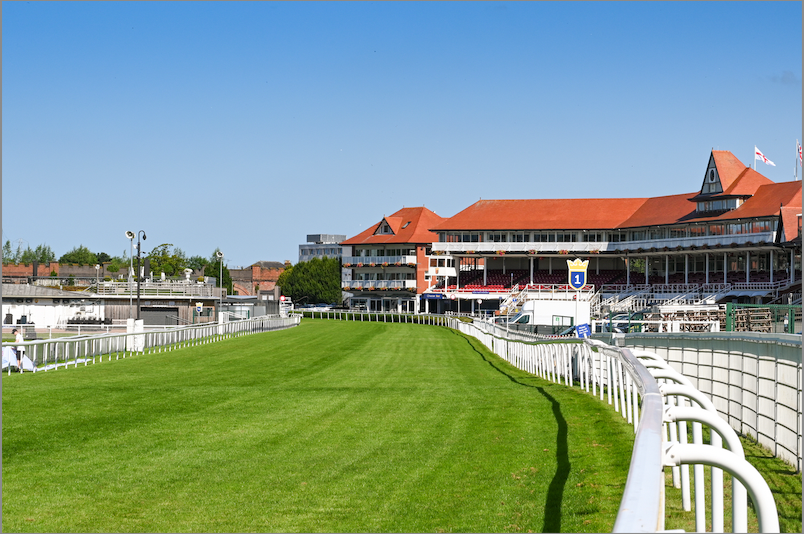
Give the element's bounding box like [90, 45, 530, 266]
[216, 250, 224, 323]
[126, 231, 135, 318]
[136, 231, 147, 320]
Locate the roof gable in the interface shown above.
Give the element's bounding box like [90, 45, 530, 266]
[342, 207, 445, 246]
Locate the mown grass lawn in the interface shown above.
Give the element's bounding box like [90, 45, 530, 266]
[2, 319, 637, 532]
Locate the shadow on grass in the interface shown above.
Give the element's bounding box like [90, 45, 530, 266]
[451, 330, 570, 532]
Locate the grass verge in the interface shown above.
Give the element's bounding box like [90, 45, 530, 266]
[3, 320, 635, 533]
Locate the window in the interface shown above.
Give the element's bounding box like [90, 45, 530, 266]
[511, 232, 529, 242]
[376, 222, 393, 235]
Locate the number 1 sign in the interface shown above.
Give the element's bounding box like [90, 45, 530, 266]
[567, 258, 589, 290]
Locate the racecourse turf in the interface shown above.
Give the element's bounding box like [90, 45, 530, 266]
[2, 319, 637, 532]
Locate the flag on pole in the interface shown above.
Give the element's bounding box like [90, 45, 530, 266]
[755, 146, 776, 166]
[798, 139, 802, 165]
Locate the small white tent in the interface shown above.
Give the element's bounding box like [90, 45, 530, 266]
[2, 346, 36, 372]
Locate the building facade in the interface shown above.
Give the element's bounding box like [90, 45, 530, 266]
[340, 207, 445, 313]
[299, 234, 346, 263]
[427, 150, 801, 310]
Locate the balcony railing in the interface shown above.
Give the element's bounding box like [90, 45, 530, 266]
[342, 280, 416, 291]
[342, 256, 417, 267]
[431, 232, 776, 254]
[94, 281, 222, 298]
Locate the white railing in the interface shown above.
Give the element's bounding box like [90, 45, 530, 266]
[94, 280, 221, 297]
[3, 315, 300, 373]
[342, 280, 416, 290]
[450, 319, 780, 532]
[622, 331, 802, 473]
[341, 255, 417, 267]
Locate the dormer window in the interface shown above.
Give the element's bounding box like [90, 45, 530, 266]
[697, 198, 740, 213]
[376, 222, 393, 235]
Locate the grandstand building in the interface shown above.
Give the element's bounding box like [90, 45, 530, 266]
[340, 207, 446, 313]
[340, 150, 801, 314]
[424, 150, 801, 312]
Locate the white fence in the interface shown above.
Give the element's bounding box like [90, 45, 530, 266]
[449, 319, 781, 532]
[4, 315, 300, 372]
[615, 331, 802, 472]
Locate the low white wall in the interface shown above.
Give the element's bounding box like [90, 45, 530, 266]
[613, 332, 802, 471]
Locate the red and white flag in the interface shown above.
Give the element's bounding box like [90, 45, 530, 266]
[755, 146, 776, 166]
[798, 139, 802, 165]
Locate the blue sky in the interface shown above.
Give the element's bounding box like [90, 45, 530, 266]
[2, 1, 801, 268]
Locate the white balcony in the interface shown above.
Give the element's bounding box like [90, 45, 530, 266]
[342, 280, 417, 291]
[342, 255, 417, 267]
[431, 232, 776, 255]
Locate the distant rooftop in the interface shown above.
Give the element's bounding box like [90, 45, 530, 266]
[306, 234, 346, 244]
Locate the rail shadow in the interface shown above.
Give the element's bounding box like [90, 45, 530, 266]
[451, 330, 571, 532]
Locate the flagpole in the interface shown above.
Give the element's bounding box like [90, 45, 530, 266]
[753, 146, 756, 170]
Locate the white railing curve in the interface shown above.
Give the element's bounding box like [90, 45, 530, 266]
[448, 318, 780, 533]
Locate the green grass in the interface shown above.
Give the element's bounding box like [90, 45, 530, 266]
[3, 320, 636, 532]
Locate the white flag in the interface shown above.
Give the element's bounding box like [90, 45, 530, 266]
[755, 146, 776, 166]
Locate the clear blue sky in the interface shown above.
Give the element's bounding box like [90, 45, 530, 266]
[2, 1, 801, 268]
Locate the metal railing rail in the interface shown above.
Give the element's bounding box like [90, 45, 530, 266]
[447, 319, 780, 533]
[4, 315, 300, 373]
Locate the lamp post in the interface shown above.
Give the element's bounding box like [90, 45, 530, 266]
[216, 250, 224, 323]
[95, 264, 100, 292]
[125, 231, 135, 318]
[136, 231, 147, 320]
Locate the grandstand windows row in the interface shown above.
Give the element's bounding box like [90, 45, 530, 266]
[436, 219, 779, 244]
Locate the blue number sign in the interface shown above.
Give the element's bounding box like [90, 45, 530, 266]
[566, 258, 589, 290]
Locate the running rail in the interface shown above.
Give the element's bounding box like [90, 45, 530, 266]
[4, 315, 300, 373]
[446, 318, 780, 533]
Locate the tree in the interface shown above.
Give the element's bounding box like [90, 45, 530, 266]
[3, 241, 13, 263]
[95, 252, 112, 264]
[203, 248, 233, 294]
[34, 244, 56, 264]
[59, 245, 97, 266]
[187, 255, 208, 271]
[146, 243, 188, 278]
[277, 257, 341, 305]
[106, 250, 128, 274]
[20, 246, 37, 264]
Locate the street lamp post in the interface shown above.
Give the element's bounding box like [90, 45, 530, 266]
[216, 251, 224, 323]
[126, 231, 135, 318]
[136, 231, 147, 320]
[95, 264, 100, 292]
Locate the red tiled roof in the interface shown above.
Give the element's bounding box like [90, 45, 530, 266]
[712, 150, 749, 190]
[780, 206, 802, 243]
[617, 193, 699, 228]
[430, 198, 648, 231]
[720, 167, 774, 197]
[715, 181, 802, 222]
[341, 207, 445, 245]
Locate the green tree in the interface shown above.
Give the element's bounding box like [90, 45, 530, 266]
[34, 244, 56, 264]
[59, 245, 97, 266]
[278, 257, 341, 305]
[187, 255, 208, 271]
[95, 252, 112, 264]
[3, 241, 14, 264]
[106, 250, 129, 274]
[147, 243, 188, 278]
[203, 248, 233, 294]
[20, 246, 37, 264]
